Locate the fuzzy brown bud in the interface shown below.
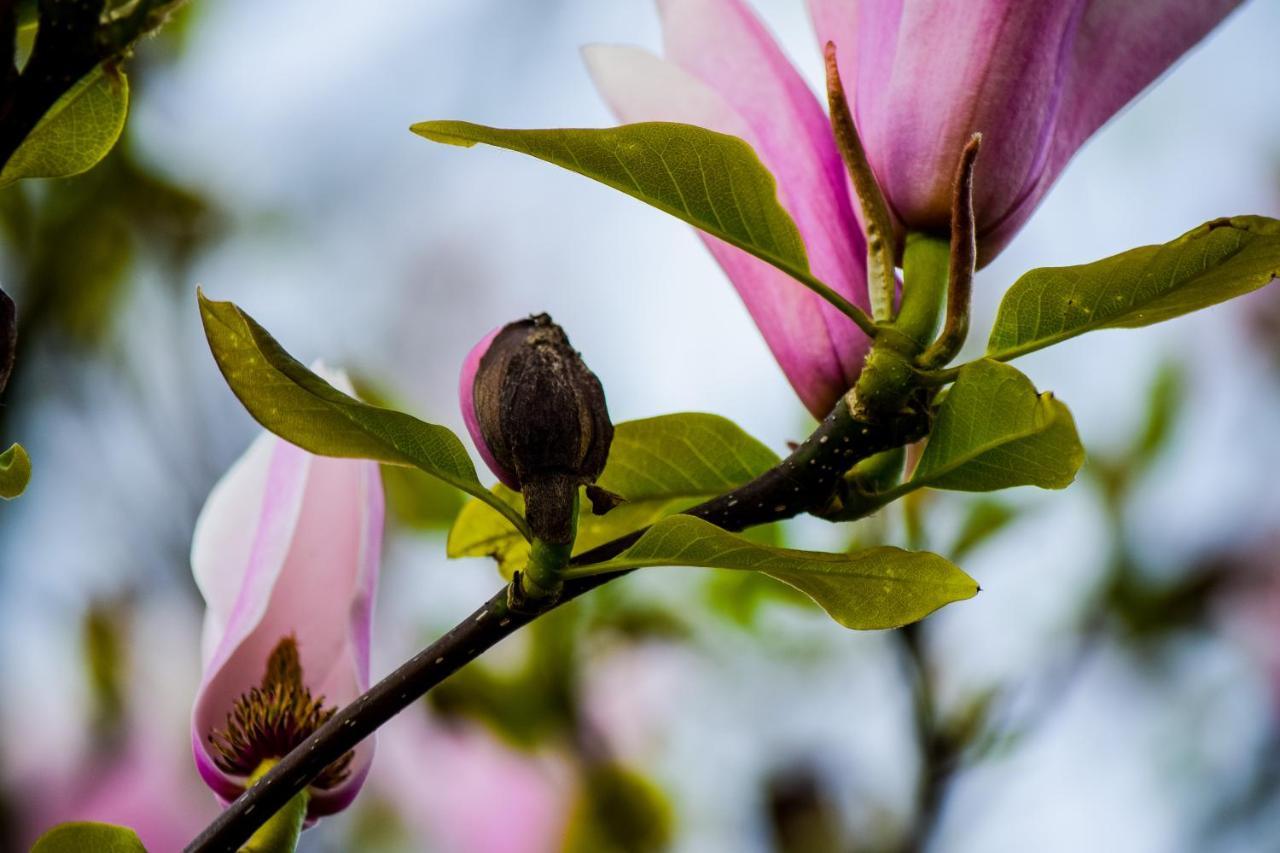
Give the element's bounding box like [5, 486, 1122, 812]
[460, 313, 613, 544]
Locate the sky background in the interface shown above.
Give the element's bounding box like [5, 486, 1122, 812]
[2, 1, 1280, 851]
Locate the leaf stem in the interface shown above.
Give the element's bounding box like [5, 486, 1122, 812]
[795, 268, 880, 339]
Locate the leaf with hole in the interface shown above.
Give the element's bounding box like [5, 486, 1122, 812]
[197, 291, 528, 537]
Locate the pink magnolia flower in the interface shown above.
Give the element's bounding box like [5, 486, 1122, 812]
[371, 712, 573, 853]
[190, 366, 384, 819]
[814, 0, 1240, 265]
[584, 1, 874, 418]
[589, 0, 1240, 272]
[21, 725, 219, 852]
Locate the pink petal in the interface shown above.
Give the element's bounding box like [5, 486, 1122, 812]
[459, 326, 518, 488]
[984, 0, 1242, 258]
[812, 0, 1241, 264]
[191, 431, 278, 665]
[191, 367, 384, 816]
[585, 10, 871, 416]
[813, 0, 1086, 246]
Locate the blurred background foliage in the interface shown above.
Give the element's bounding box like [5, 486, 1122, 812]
[1, 1, 1280, 851]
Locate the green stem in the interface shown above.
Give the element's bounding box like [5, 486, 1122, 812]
[240, 760, 308, 853]
[894, 234, 950, 353]
[521, 537, 572, 600]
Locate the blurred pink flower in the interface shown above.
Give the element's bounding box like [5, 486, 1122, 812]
[189, 366, 384, 819]
[21, 726, 219, 852]
[373, 712, 573, 853]
[585, 0, 874, 418]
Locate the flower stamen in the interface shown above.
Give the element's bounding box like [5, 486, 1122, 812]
[207, 635, 353, 790]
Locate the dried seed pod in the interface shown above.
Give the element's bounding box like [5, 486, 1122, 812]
[461, 314, 613, 544]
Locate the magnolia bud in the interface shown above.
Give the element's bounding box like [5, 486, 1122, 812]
[460, 314, 613, 544]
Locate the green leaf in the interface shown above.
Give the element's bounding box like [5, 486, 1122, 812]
[0, 65, 130, 188]
[911, 360, 1083, 492]
[0, 442, 30, 499]
[411, 121, 854, 316]
[197, 290, 529, 538]
[447, 412, 779, 575]
[32, 822, 146, 853]
[988, 217, 1280, 361]
[1133, 361, 1184, 468]
[581, 515, 977, 630]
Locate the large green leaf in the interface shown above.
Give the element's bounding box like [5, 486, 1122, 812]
[197, 291, 529, 537]
[0, 65, 130, 188]
[448, 412, 779, 575]
[412, 121, 857, 315]
[988, 217, 1280, 361]
[0, 442, 30, 499]
[911, 360, 1083, 492]
[32, 822, 146, 853]
[579, 515, 976, 630]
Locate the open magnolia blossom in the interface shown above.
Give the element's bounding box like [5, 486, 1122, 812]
[811, 0, 1242, 264]
[585, 1, 875, 418]
[586, 0, 1242, 388]
[189, 365, 384, 819]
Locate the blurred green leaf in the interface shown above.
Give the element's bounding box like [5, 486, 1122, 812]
[429, 607, 581, 746]
[911, 360, 1083, 492]
[987, 217, 1280, 361]
[0, 442, 30, 499]
[0, 142, 217, 350]
[0, 285, 14, 393]
[1133, 361, 1184, 467]
[705, 569, 815, 629]
[564, 763, 674, 853]
[197, 291, 529, 537]
[581, 516, 977, 630]
[949, 499, 1018, 562]
[412, 121, 851, 312]
[349, 371, 468, 530]
[448, 413, 778, 576]
[82, 601, 128, 739]
[32, 822, 146, 853]
[0, 65, 129, 188]
[381, 463, 466, 531]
